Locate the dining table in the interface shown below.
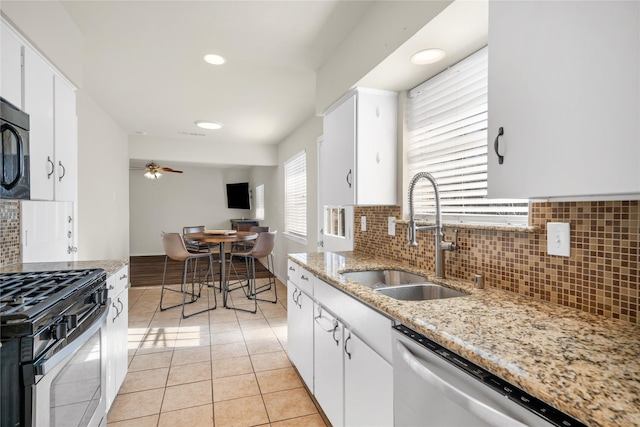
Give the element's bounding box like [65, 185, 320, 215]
[185, 230, 258, 308]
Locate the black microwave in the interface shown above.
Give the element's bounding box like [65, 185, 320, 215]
[1, 97, 30, 200]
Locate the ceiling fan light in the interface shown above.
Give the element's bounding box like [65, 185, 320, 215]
[144, 170, 161, 180]
[195, 120, 222, 130]
[411, 48, 446, 65]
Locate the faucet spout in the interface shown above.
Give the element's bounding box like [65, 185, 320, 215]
[407, 172, 453, 279]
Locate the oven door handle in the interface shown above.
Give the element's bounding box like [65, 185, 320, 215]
[34, 302, 110, 376]
[396, 340, 527, 427]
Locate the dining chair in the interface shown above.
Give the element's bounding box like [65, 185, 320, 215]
[225, 231, 277, 313]
[231, 225, 269, 253]
[183, 225, 221, 289]
[159, 232, 217, 318]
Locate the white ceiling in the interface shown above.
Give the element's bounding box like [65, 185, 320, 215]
[60, 0, 487, 167]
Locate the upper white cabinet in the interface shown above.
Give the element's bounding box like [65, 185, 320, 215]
[1, 23, 23, 108]
[322, 88, 397, 206]
[487, 1, 640, 199]
[21, 200, 76, 262]
[3, 19, 78, 202]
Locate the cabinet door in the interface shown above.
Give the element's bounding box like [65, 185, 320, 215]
[313, 304, 343, 427]
[53, 76, 77, 202]
[286, 285, 314, 390]
[322, 94, 356, 205]
[23, 47, 55, 201]
[1, 23, 23, 108]
[488, 1, 640, 199]
[344, 329, 393, 427]
[114, 289, 129, 396]
[21, 200, 73, 262]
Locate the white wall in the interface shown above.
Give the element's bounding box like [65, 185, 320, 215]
[272, 115, 322, 282]
[129, 164, 254, 255]
[77, 91, 129, 260]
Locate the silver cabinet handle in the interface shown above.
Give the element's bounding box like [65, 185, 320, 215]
[344, 331, 352, 360]
[58, 161, 66, 182]
[494, 126, 504, 165]
[300, 274, 309, 281]
[346, 169, 352, 188]
[119, 274, 128, 280]
[47, 156, 54, 179]
[395, 340, 527, 427]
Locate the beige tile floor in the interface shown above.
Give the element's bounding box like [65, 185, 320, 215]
[107, 278, 329, 427]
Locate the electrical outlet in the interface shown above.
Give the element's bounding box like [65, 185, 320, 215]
[361, 216, 367, 231]
[547, 222, 570, 257]
[388, 217, 396, 236]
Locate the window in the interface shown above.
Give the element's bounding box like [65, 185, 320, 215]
[255, 184, 265, 220]
[407, 46, 528, 225]
[324, 207, 346, 238]
[284, 150, 307, 239]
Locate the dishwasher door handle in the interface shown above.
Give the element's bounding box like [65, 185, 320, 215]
[396, 340, 527, 427]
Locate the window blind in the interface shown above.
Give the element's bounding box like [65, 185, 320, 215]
[407, 46, 528, 225]
[255, 184, 265, 220]
[284, 150, 307, 238]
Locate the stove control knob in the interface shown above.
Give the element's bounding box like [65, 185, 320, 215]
[51, 321, 68, 339]
[65, 314, 78, 329]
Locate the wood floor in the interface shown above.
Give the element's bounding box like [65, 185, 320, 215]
[129, 254, 272, 287]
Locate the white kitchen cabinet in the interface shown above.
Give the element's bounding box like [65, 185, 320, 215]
[23, 47, 55, 201]
[1, 21, 23, 108]
[106, 265, 129, 410]
[286, 283, 314, 391]
[487, 1, 640, 199]
[21, 200, 76, 262]
[322, 88, 397, 206]
[7, 19, 77, 202]
[313, 303, 344, 427]
[344, 328, 394, 427]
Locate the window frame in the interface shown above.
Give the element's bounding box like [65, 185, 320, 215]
[283, 150, 307, 243]
[254, 184, 265, 220]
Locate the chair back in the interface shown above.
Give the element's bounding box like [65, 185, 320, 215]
[249, 226, 269, 234]
[162, 232, 192, 261]
[249, 231, 276, 259]
[183, 225, 205, 235]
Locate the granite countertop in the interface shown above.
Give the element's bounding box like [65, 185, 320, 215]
[0, 259, 128, 277]
[288, 251, 640, 427]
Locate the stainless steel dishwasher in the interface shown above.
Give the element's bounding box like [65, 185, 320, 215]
[392, 324, 587, 427]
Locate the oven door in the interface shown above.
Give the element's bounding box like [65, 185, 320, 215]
[32, 306, 109, 427]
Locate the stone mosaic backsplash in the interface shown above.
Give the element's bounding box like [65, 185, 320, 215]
[354, 201, 639, 325]
[0, 201, 21, 267]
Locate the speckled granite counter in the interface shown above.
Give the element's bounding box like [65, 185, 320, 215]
[288, 251, 640, 427]
[0, 259, 128, 277]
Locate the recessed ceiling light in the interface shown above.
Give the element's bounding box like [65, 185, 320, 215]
[195, 120, 222, 130]
[203, 54, 226, 65]
[411, 48, 446, 65]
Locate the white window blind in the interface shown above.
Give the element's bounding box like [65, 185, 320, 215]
[284, 150, 307, 238]
[255, 184, 265, 220]
[407, 46, 528, 225]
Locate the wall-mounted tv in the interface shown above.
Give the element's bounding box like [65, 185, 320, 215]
[226, 182, 251, 209]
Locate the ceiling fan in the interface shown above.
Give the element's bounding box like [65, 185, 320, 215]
[132, 162, 183, 180]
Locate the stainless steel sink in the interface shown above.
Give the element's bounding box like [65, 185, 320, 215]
[375, 284, 467, 301]
[341, 270, 429, 289]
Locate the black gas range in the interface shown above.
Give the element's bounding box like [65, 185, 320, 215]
[0, 269, 109, 427]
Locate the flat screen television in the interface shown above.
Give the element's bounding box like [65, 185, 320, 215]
[226, 182, 251, 209]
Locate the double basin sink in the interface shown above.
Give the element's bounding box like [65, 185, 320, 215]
[341, 270, 467, 301]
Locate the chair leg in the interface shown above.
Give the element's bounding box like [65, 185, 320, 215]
[181, 254, 218, 319]
[252, 253, 277, 304]
[224, 254, 257, 314]
[160, 256, 197, 312]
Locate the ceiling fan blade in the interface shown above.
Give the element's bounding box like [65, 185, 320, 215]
[157, 167, 183, 173]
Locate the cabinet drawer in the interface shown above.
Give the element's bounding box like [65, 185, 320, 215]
[315, 278, 392, 363]
[114, 266, 129, 296]
[297, 267, 314, 296]
[287, 260, 299, 285]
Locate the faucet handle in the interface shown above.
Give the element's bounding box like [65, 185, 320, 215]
[441, 228, 458, 251]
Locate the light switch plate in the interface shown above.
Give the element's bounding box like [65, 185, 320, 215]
[388, 216, 396, 236]
[361, 216, 366, 231]
[547, 222, 570, 257]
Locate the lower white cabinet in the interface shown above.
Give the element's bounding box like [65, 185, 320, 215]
[286, 260, 394, 427]
[313, 304, 344, 427]
[344, 328, 394, 427]
[286, 283, 314, 390]
[106, 266, 129, 409]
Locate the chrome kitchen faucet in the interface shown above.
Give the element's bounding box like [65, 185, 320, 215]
[407, 172, 457, 279]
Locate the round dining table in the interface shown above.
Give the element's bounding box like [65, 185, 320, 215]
[185, 231, 258, 308]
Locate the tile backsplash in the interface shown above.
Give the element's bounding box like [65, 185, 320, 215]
[355, 201, 639, 325]
[0, 201, 21, 267]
